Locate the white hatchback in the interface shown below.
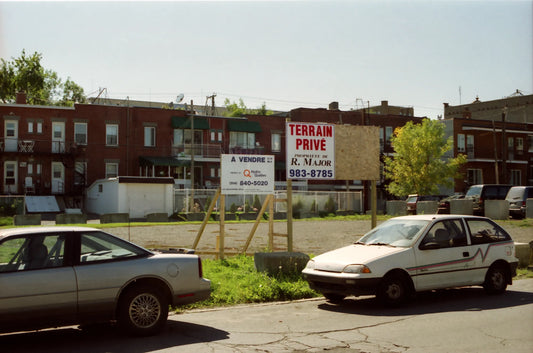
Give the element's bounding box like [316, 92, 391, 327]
[302, 215, 519, 306]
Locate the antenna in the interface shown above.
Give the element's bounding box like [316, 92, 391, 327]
[176, 93, 185, 103]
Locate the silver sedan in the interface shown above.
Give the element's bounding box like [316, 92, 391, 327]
[0, 226, 210, 336]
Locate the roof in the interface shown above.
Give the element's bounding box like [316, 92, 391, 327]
[0, 226, 99, 240]
[171, 116, 210, 129]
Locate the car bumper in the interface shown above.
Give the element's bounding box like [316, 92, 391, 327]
[303, 272, 381, 297]
[172, 288, 211, 306]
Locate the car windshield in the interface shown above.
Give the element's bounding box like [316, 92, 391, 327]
[357, 219, 430, 247]
[465, 186, 481, 197]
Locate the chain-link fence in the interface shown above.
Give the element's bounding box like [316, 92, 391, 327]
[174, 189, 363, 215]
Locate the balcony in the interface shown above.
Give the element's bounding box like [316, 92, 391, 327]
[172, 144, 223, 158]
[0, 138, 85, 155]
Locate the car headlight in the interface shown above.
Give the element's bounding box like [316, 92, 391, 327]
[343, 264, 371, 274]
[305, 260, 315, 270]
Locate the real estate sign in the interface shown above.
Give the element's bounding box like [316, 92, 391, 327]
[221, 154, 275, 194]
[286, 122, 335, 180]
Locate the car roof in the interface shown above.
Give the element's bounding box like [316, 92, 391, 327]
[390, 214, 488, 221]
[0, 226, 99, 241]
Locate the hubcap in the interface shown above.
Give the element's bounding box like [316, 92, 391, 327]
[491, 271, 505, 289]
[129, 293, 161, 328]
[386, 283, 402, 299]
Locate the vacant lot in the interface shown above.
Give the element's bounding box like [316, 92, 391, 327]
[101, 219, 533, 257]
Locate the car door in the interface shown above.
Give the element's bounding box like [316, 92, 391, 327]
[464, 218, 515, 284]
[413, 219, 473, 291]
[0, 233, 77, 331]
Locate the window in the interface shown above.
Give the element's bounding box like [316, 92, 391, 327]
[36, 164, 41, 175]
[105, 163, 118, 178]
[28, 122, 33, 133]
[466, 219, 511, 244]
[217, 130, 223, 142]
[0, 234, 65, 272]
[466, 135, 474, 158]
[467, 169, 482, 185]
[106, 124, 118, 146]
[37, 122, 42, 134]
[210, 129, 223, 143]
[6, 122, 15, 137]
[457, 134, 465, 153]
[210, 167, 216, 178]
[528, 135, 533, 152]
[79, 231, 145, 264]
[516, 137, 523, 155]
[271, 132, 281, 152]
[379, 128, 384, 152]
[421, 220, 467, 248]
[74, 123, 88, 145]
[144, 126, 156, 147]
[385, 126, 393, 145]
[511, 170, 521, 185]
[230, 131, 255, 149]
[27, 163, 33, 175]
[508, 137, 514, 160]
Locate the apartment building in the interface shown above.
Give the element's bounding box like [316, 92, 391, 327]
[443, 92, 533, 193]
[1, 96, 423, 211]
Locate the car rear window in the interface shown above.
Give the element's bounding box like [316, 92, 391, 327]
[466, 186, 481, 197]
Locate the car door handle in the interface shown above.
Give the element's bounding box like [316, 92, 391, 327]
[463, 252, 469, 257]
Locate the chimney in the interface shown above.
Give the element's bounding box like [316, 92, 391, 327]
[16, 91, 27, 104]
[328, 102, 339, 110]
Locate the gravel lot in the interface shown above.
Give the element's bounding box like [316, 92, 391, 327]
[96, 219, 533, 258]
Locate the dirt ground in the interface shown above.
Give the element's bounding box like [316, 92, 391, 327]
[95, 219, 533, 258]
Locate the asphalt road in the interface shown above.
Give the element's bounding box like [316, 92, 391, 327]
[2, 279, 532, 353]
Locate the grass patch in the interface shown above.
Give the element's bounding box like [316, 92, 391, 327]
[175, 255, 319, 312]
[515, 267, 533, 279]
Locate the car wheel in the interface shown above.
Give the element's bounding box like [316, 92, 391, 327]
[377, 274, 410, 307]
[483, 265, 508, 294]
[324, 293, 345, 304]
[118, 285, 169, 336]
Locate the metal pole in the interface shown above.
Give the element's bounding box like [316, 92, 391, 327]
[190, 100, 195, 212]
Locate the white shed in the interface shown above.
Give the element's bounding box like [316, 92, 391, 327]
[85, 177, 174, 218]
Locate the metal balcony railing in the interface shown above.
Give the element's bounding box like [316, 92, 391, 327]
[0, 138, 84, 155]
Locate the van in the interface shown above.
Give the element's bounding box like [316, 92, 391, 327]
[505, 186, 533, 219]
[464, 184, 512, 216]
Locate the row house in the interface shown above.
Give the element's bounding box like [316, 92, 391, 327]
[1, 95, 423, 211]
[443, 92, 533, 193]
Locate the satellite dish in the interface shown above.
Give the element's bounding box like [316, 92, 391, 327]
[176, 93, 184, 103]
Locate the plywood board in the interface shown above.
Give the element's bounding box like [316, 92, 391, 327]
[335, 125, 380, 180]
[25, 196, 61, 213]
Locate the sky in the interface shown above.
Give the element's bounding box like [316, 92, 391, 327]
[0, 0, 531, 118]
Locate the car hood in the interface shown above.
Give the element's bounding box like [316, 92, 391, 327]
[312, 244, 407, 272]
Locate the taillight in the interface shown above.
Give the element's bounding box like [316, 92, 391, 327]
[198, 257, 204, 278]
[522, 201, 526, 207]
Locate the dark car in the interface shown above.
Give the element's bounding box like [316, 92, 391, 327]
[437, 193, 465, 214]
[464, 184, 512, 216]
[506, 186, 533, 219]
[406, 194, 447, 215]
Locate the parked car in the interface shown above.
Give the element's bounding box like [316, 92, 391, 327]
[406, 194, 447, 215]
[437, 193, 465, 214]
[302, 215, 518, 306]
[464, 184, 512, 216]
[506, 186, 533, 219]
[0, 227, 211, 335]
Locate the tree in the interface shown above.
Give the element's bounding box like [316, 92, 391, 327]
[223, 98, 272, 117]
[383, 119, 466, 198]
[0, 50, 86, 106]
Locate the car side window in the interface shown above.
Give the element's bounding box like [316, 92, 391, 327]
[79, 232, 146, 263]
[0, 234, 65, 272]
[420, 220, 467, 249]
[466, 219, 511, 244]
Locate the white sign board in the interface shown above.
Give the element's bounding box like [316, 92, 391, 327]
[221, 154, 275, 194]
[286, 122, 335, 179]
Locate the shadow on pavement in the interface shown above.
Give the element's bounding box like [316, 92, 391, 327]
[0, 319, 229, 353]
[317, 287, 533, 316]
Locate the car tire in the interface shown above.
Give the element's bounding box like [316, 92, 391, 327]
[118, 285, 169, 336]
[324, 293, 345, 304]
[377, 274, 410, 307]
[483, 265, 508, 295]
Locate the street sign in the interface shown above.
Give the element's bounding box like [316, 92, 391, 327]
[286, 121, 335, 180]
[221, 154, 275, 194]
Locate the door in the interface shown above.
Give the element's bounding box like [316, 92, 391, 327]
[51, 162, 65, 194]
[0, 233, 77, 331]
[4, 120, 18, 152]
[3, 161, 17, 194]
[52, 122, 66, 153]
[413, 219, 473, 291]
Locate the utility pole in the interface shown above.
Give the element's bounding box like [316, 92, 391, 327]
[501, 106, 508, 184]
[190, 100, 195, 212]
[206, 93, 216, 116]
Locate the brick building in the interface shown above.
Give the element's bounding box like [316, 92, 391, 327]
[1, 96, 423, 211]
[442, 91, 533, 193]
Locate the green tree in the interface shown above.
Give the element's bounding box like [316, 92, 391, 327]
[223, 98, 272, 117]
[383, 119, 466, 197]
[0, 50, 86, 106]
